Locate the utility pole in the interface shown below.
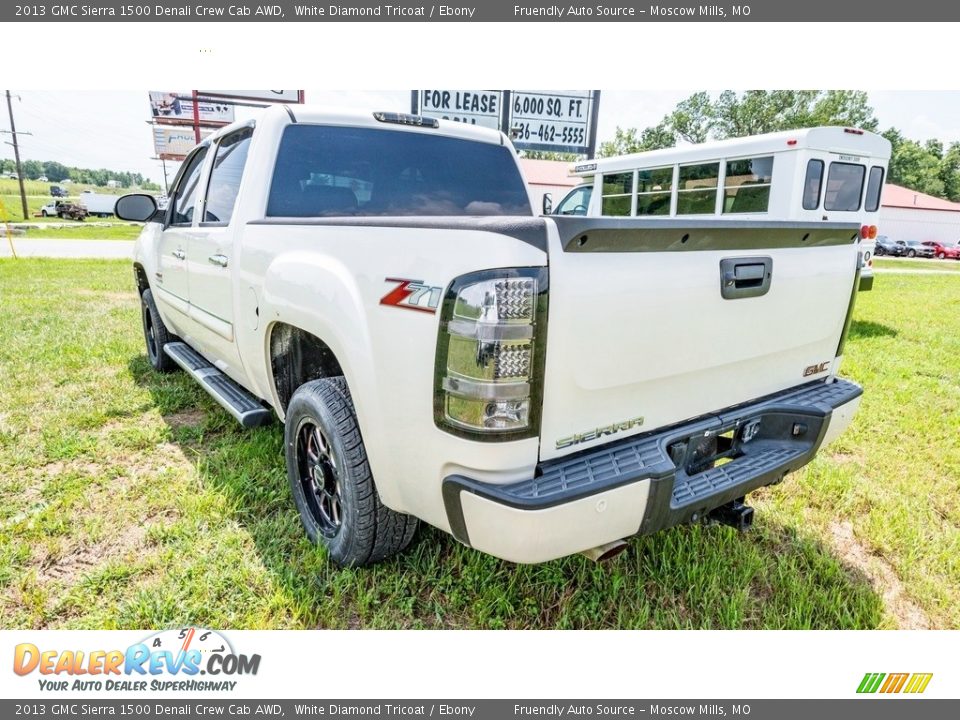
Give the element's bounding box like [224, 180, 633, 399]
[4, 90, 30, 221]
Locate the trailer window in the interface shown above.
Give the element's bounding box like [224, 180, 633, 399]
[824, 162, 865, 212]
[635, 167, 673, 216]
[677, 162, 719, 214]
[723, 156, 773, 214]
[601, 172, 633, 216]
[266, 124, 531, 217]
[865, 166, 884, 212]
[802, 159, 824, 210]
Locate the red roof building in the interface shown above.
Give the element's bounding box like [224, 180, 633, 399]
[880, 183, 960, 244]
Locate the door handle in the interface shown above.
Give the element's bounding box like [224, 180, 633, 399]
[208, 254, 229, 268]
[172, 248, 185, 260]
[719, 257, 773, 299]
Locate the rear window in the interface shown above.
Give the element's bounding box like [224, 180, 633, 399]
[824, 162, 865, 212]
[267, 124, 531, 217]
[865, 166, 884, 212]
[802, 159, 824, 210]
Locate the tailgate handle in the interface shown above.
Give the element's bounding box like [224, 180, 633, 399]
[720, 257, 773, 300]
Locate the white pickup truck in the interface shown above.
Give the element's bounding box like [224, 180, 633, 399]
[118, 106, 865, 566]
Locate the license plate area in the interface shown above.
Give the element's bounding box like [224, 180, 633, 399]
[666, 409, 821, 478]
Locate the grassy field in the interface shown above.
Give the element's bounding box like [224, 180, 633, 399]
[12, 224, 143, 241]
[0, 260, 957, 630]
[0, 178, 146, 223]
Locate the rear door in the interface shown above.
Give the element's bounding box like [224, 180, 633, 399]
[154, 146, 208, 319]
[184, 125, 253, 366]
[539, 217, 860, 461]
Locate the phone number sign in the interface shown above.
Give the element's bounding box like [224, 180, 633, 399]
[509, 90, 597, 154]
[412, 89, 600, 155]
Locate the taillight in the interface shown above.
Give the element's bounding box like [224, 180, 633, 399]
[870, 225, 878, 239]
[860, 225, 878, 239]
[434, 268, 548, 440]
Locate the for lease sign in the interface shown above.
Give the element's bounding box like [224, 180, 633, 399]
[413, 89, 599, 154]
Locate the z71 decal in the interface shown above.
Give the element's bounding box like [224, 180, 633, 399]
[380, 278, 443, 314]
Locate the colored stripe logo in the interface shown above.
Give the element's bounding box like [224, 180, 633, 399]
[857, 672, 933, 694]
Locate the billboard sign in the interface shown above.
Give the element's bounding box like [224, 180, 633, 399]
[199, 90, 303, 103]
[412, 89, 599, 155]
[148, 92, 235, 125]
[153, 125, 214, 160]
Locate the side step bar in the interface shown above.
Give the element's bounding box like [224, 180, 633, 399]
[164, 342, 272, 428]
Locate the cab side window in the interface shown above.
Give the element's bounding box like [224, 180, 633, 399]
[204, 127, 253, 224]
[171, 147, 208, 226]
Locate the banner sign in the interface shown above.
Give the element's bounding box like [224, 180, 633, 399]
[152, 125, 214, 160]
[148, 92, 235, 125]
[412, 90, 600, 155]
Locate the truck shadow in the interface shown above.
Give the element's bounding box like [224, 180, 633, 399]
[848, 320, 897, 340]
[130, 355, 890, 630]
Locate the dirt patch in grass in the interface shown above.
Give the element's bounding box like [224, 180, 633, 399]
[164, 409, 206, 430]
[34, 523, 147, 586]
[829, 521, 930, 629]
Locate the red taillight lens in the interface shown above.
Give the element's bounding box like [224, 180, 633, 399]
[860, 225, 878, 240]
[869, 225, 878, 239]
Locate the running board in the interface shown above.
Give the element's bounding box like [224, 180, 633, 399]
[163, 342, 272, 428]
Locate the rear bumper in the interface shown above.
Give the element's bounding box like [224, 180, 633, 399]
[442, 378, 862, 563]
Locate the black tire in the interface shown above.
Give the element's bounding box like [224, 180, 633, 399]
[285, 377, 418, 567]
[907, 249, 916, 258]
[141, 288, 179, 373]
[937, 252, 945, 259]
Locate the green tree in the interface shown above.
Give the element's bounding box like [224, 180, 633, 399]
[884, 129, 945, 197]
[599, 121, 675, 157]
[939, 142, 960, 201]
[42, 161, 70, 182]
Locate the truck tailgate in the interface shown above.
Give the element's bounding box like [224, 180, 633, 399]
[539, 218, 860, 461]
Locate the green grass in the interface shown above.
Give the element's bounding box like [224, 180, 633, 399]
[0, 260, 957, 629]
[874, 257, 960, 272]
[14, 224, 143, 241]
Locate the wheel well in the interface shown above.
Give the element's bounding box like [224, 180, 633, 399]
[133, 263, 149, 296]
[269, 323, 345, 412]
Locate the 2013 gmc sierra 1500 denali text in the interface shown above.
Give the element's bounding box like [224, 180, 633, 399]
[117, 105, 865, 566]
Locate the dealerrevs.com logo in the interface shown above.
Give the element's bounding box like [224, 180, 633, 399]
[13, 628, 260, 692]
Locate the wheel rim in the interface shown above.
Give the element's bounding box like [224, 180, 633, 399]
[142, 303, 158, 363]
[296, 420, 343, 538]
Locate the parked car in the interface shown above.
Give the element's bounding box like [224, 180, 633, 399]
[901, 240, 935, 258]
[874, 235, 904, 256]
[39, 199, 87, 221]
[921, 241, 960, 260]
[50, 185, 68, 198]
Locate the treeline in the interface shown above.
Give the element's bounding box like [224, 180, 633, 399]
[597, 91, 960, 203]
[0, 158, 160, 191]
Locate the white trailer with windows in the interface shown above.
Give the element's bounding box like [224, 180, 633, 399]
[553, 127, 890, 289]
